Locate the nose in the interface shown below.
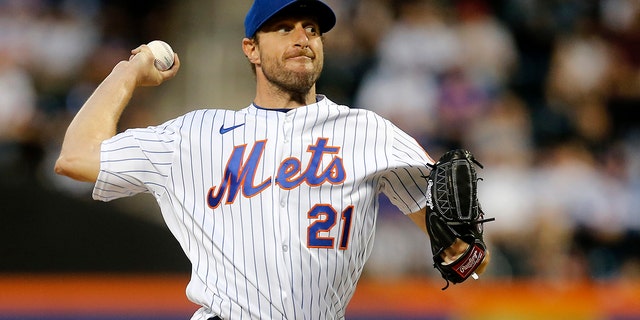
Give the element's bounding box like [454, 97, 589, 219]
[292, 24, 309, 48]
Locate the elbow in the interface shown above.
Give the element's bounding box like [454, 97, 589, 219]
[54, 153, 98, 182]
[54, 155, 72, 177]
[54, 157, 65, 176]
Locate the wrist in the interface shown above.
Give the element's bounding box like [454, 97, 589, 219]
[110, 60, 141, 90]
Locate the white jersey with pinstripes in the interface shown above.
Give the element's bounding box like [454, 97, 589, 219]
[93, 95, 431, 320]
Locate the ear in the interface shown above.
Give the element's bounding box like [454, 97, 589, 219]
[242, 38, 260, 64]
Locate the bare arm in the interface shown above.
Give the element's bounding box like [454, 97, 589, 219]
[407, 207, 428, 234]
[54, 45, 180, 182]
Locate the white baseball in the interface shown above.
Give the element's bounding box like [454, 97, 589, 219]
[147, 40, 174, 71]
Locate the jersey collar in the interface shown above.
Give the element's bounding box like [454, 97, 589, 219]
[251, 95, 326, 113]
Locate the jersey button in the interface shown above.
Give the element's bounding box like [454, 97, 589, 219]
[280, 200, 286, 207]
[282, 245, 289, 252]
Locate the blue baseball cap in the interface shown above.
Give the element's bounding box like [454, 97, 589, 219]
[244, 0, 336, 38]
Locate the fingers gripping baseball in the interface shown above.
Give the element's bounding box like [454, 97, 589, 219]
[128, 43, 180, 87]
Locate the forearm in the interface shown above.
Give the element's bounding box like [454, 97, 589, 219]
[55, 62, 138, 182]
[408, 207, 428, 235]
[55, 42, 179, 182]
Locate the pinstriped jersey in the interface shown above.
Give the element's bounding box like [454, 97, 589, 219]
[93, 96, 431, 320]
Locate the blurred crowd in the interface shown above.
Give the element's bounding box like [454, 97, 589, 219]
[2, 0, 639, 282]
[0, 0, 171, 193]
[321, 0, 640, 283]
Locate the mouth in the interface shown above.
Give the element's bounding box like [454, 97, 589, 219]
[288, 55, 313, 62]
[286, 49, 315, 61]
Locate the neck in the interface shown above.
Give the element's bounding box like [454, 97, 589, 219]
[254, 86, 317, 110]
[253, 72, 318, 110]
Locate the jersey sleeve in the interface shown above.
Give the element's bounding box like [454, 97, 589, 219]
[379, 122, 433, 215]
[92, 122, 178, 202]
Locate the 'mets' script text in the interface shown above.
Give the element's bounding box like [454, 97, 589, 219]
[207, 138, 346, 208]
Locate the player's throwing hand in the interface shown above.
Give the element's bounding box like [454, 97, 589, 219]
[127, 43, 180, 87]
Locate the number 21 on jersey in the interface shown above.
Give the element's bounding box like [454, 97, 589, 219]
[307, 204, 354, 250]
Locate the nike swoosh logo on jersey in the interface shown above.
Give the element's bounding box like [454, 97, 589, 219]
[219, 123, 245, 134]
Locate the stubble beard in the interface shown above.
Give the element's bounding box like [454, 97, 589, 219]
[261, 55, 323, 101]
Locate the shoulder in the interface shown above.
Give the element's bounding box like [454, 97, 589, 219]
[155, 108, 246, 130]
[322, 96, 392, 123]
[327, 99, 427, 151]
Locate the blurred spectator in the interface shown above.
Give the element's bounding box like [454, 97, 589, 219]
[355, 0, 459, 145]
[545, 13, 615, 148]
[464, 91, 533, 166]
[318, 0, 393, 106]
[0, 48, 38, 184]
[0, 50, 37, 144]
[435, 66, 490, 148]
[601, 0, 640, 140]
[455, 0, 518, 96]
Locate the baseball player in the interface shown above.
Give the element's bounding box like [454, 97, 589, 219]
[55, 0, 489, 319]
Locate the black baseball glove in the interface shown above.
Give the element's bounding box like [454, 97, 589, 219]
[425, 149, 494, 290]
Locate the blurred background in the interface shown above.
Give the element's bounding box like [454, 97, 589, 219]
[1, 0, 639, 319]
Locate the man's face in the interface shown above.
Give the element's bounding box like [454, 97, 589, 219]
[253, 15, 324, 94]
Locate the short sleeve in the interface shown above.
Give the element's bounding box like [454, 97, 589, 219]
[379, 123, 433, 215]
[92, 125, 177, 202]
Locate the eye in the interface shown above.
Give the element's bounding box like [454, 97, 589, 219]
[276, 25, 294, 34]
[305, 26, 319, 36]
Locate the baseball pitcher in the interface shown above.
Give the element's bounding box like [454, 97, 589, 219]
[55, 0, 492, 319]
